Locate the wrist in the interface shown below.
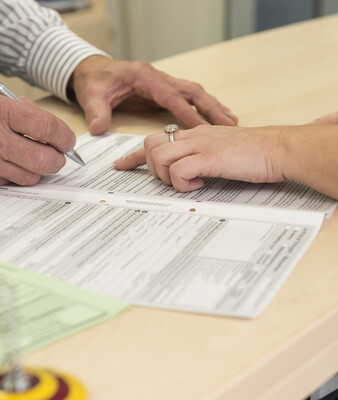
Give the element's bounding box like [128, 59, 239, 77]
[275, 125, 293, 182]
[276, 125, 317, 184]
[256, 126, 288, 183]
[67, 55, 112, 92]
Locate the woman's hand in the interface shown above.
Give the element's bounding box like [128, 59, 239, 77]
[114, 125, 285, 192]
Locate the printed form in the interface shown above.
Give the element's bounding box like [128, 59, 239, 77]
[0, 261, 128, 354]
[0, 133, 335, 318]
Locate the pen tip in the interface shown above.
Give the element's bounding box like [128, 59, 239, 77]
[77, 155, 86, 166]
[65, 150, 86, 166]
[73, 150, 86, 166]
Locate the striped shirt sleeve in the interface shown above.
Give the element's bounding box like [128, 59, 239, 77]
[0, 0, 107, 102]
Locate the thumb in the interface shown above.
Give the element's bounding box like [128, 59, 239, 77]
[81, 96, 112, 136]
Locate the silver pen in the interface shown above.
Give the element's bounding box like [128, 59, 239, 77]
[0, 83, 85, 166]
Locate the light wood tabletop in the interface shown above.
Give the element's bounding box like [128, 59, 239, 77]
[28, 14, 338, 400]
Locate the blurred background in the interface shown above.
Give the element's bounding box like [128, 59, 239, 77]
[106, 0, 338, 62]
[4, 0, 338, 99]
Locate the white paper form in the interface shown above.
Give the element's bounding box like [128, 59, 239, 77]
[34, 132, 336, 214]
[0, 191, 323, 318]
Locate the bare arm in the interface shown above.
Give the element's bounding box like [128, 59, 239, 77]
[279, 124, 338, 199]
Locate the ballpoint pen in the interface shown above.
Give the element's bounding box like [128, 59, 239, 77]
[0, 83, 85, 166]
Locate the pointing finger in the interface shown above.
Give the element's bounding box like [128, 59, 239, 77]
[114, 148, 146, 170]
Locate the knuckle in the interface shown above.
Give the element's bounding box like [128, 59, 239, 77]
[168, 163, 179, 176]
[0, 159, 41, 186]
[138, 61, 149, 69]
[0, 97, 11, 122]
[204, 108, 215, 120]
[193, 125, 207, 135]
[134, 61, 152, 73]
[22, 173, 41, 186]
[164, 93, 181, 109]
[180, 80, 204, 95]
[35, 151, 52, 174]
[150, 146, 161, 162]
[190, 81, 204, 92]
[0, 132, 10, 160]
[143, 135, 154, 150]
[143, 135, 151, 146]
[32, 148, 56, 174]
[64, 134, 76, 153]
[51, 154, 66, 173]
[39, 112, 59, 142]
[0, 160, 10, 180]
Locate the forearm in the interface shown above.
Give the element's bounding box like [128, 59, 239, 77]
[279, 124, 338, 199]
[0, 0, 106, 101]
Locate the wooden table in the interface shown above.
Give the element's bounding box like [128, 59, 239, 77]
[29, 15, 338, 400]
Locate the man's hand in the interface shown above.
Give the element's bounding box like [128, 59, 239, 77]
[114, 125, 284, 192]
[70, 56, 238, 135]
[0, 96, 76, 185]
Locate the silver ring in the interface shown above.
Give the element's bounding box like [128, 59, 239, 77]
[164, 124, 178, 142]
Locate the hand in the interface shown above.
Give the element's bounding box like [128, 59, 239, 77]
[69, 56, 238, 135]
[311, 110, 338, 124]
[0, 96, 76, 186]
[114, 125, 285, 192]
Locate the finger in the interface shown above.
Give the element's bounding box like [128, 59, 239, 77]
[194, 101, 238, 126]
[0, 159, 41, 186]
[311, 116, 329, 124]
[81, 96, 113, 136]
[114, 129, 193, 174]
[203, 110, 238, 126]
[3, 99, 76, 153]
[114, 131, 166, 172]
[184, 86, 239, 126]
[114, 148, 146, 170]
[143, 129, 195, 178]
[150, 84, 210, 127]
[162, 76, 238, 126]
[1, 131, 67, 175]
[79, 85, 134, 136]
[142, 131, 182, 178]
[0, 178, 9, 185]
[116, 96, 163, 112]
[169, 153, 208, 192]
[20, 96, 38, 109]
[149, 139, 199, 185]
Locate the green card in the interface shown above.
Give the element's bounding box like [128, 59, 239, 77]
[0, 261, 129, 356]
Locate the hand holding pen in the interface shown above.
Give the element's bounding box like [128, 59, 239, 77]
[0, 83, 85, 186]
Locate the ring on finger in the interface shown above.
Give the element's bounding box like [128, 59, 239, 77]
[164, 124, 178, 142]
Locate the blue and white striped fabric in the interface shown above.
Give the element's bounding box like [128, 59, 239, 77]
[0, 0, 106, 102]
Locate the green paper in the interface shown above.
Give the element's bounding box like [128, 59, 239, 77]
[0, 261, 129, 356]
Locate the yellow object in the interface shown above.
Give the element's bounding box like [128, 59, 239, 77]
[0, 368, 86, 400]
